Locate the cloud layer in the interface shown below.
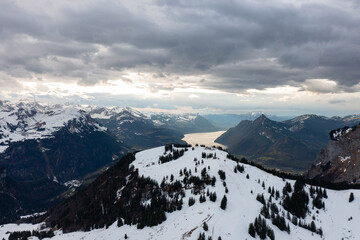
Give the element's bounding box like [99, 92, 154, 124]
[0, 0, 360, 115]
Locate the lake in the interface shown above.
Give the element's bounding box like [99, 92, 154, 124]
[182, 131, 227, 148]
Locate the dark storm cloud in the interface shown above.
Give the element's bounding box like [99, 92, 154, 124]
[0, 0, 359, 92]
[0, 0, 44, 39]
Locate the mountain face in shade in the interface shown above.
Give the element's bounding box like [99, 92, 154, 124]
[0, 174, 66, 224]
[283, 114, 360, 152]
[0, 102, 128, 223]
[203, 112, 292, 130]
[149, 113, 218, 134]
[3, 145, 360, 240]
[215, 115, 316, 172]
[90, 107, 217, 149]
[0, 103, 128, 183]
[91, 107, 186, 149]
[306, 124, 360, 183]
[216, 114, 360, 172]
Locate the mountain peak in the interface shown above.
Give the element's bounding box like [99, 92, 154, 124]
[288, 114, 328, 124]
[253, 114, 271, 125]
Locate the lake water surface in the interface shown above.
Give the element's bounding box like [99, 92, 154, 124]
[182, 131, 227, 148]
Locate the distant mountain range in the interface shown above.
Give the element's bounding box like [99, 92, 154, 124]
[90, 107, 217, 149]
[1, 100, 360, 225]
[0, 101, 128, 223]
[0, 101, 217, 223]
[216, 114, 360, 172]
[0, 101, 128, 183]
[203, 112, 292, 129]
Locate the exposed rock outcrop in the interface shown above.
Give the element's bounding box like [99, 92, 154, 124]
[306, 124, 360, 183]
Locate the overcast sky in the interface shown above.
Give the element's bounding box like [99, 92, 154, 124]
[1, 0, 360, 116]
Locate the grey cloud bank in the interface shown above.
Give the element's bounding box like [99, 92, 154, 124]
[0, 0, 359, 115]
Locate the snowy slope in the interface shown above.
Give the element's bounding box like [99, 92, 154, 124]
[91, 106, 199, 125]
[1, 146, 360, 239]
[0, 101, 106, 153]
[90, 106, 149, 121]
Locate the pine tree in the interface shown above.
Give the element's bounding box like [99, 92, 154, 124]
[200, 195, 206, 203]
[220, 195, 227, 210]
[349, 192, 354, 202]
[203, 222, 209, 231]
[198, 232, 205, 240]
[188, 197, 196, 206]
[323, 189, 328, 198]
[248, 223, 256, 237]
[267, 228, 275, 240]
[210, 192, 217, 202]
[117, 218, 123, 227]
[218, 170, 226, 180]
[310, 221, 316, 232]
[310, 186, 315, 197]
[317, 227, 323, 237]
[256, 194, 266, 205]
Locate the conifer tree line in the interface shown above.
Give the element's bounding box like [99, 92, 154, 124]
[249, 177, 327, 239]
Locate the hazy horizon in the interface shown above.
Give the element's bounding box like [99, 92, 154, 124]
[2, 98, 359, 118]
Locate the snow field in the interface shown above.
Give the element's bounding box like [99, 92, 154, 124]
[2, 146, 360, 239]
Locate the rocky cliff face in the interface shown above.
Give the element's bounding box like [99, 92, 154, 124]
[306, 124, 360, 183]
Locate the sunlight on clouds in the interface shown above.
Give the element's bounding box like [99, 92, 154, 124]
[303, 79, 338, 93]
[17, 74, 222, 100]
[188, 94, 199, 99]
[19, 79, 147, 98]
[174, 87, 228, 95]
[245, 86, 301, 95]
[5, 74, 360, 117]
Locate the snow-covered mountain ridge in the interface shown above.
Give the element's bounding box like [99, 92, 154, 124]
[90, 106, 198, 123]
[3, 145, 360, 240]
[0, 101, 106, 153]
[90, 106, 217, 135]
[0, 101, 128, 223]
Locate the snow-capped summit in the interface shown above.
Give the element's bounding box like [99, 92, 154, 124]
[0, 101, 106, 153]
[89, 106, 217, 149]
[90, 106, 217, 134]
[90, 106, 148, 120]
[0, 102, 128, 223]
